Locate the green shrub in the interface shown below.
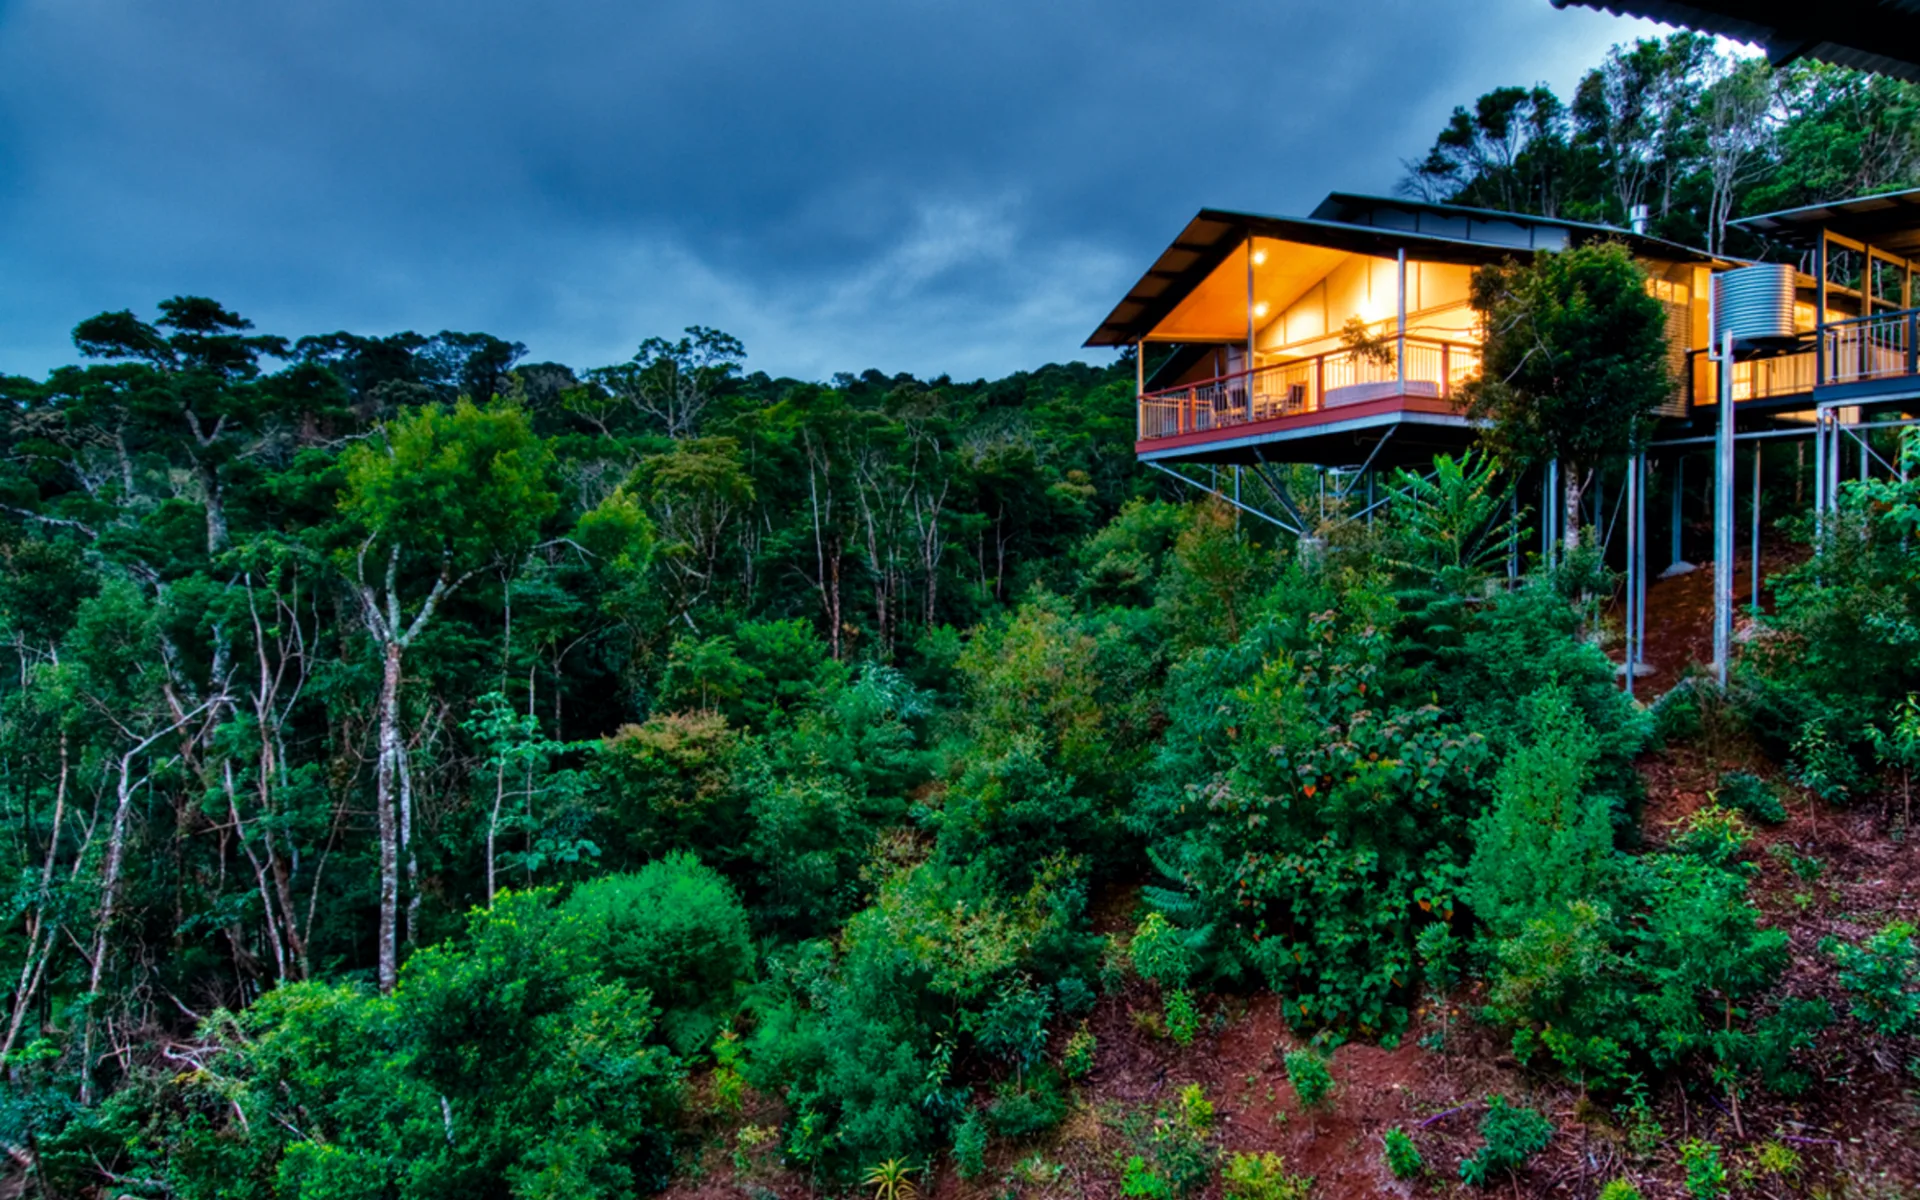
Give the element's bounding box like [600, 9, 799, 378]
[1283, 1050, 1332, 1112]
[953, 1110, 988, 1180]
[565, 853, 753, 1055]
[1062, 1023, 1097, 1079]
[1381, 1127, 1422, 1179]
[1679, 1139, 1727, 1200]
[150, 891, 686, 1199]
[1133, 577, 1495, 1038]
[1667, 804, 1751, 868]
[1464, 685, 1617, 938]
[1120, 1154, 1173, 1200]
[1459, 1095, 1552, 1186]
[1118, 1086, 1218, 1200]
[1221, 1151, 1312, 1200]
[1649, 681, 1703, 746]
[987, 1068, 1068, 1139]
[1165, 988, 1199, 1046]
[1130, 912, 1198, 988]
[1765, 842, 1824, 880]
[1827, 921, 1920, 1035]
[972, 978, 1053, 1069]
[1596, 1181, 1642, 1200]
[1176, 1083, 1213, 1132]
[1715, 771, 1786, 825]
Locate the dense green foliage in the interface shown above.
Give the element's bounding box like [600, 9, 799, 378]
[1404, 37, 1920, 255]
[3, 35, 1917, 1199]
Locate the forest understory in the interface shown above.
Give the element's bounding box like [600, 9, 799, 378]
[664, 735, 1920, 1200]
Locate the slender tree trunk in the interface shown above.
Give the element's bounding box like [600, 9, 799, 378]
[3, 736, 68, 1064]
[1563, 469, 1585, 553]
[82, 739, 161, 1102]
[376, 640, 402, 994]
[400, 740, 418, 947]
[487, 753, 506, 906]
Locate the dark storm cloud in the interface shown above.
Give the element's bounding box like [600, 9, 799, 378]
[0, 0, 1658, 381]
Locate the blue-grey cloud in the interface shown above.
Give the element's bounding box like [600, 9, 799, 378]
[0, 0, 1662, 381]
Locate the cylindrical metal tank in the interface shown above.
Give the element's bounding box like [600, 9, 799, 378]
[1711, 263, 1798, 349]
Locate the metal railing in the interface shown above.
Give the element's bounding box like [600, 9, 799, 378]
[1682, 306, 1920, 406]
[1137, 337, 1481, 442]
[1824, 309, 1919, 386]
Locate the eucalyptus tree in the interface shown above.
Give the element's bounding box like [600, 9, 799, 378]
[337, 398, 557, 991]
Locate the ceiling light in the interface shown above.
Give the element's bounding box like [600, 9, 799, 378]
[1251, 249, 1268, 266]
[1253, 302, 1270, 318]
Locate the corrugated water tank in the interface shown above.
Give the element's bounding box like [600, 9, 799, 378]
[1712, 264, 1798, 348]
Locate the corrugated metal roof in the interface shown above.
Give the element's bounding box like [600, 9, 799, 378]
[1085, 200, 1721, 348]
[1551, 0, 1920, 83]
[1733, 187, 1920, 257]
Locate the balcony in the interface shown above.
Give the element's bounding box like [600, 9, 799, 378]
[1689, 308, 1920, 407]
[1137, 337, 1481, 444]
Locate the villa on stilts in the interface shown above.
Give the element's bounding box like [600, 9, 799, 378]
[1090, 188, 1920, 692]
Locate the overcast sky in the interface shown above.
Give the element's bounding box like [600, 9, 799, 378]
[0, 0, 1666, 382]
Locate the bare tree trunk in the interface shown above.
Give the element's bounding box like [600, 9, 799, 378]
[83, 709, 207, 1100]
[1563, 469, 1585, 554]
[400, 741, 418, 948]
[3, 736, 68, 1064]
[376, 641, 402, 994]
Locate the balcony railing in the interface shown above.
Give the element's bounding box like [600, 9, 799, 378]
[1686, 307, 1920, 405]
[1825, 309, 1919, 386]
[1137, 337, 1481, 442]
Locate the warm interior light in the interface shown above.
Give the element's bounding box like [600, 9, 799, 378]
[1252, 302, 1270, 319]
[1251, 249, 1267, 266]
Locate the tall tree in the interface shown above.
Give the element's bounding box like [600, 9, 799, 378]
[67, 297, 288, 554]
[337, 398, 557, 991]
[1464, 242, 1671, 550]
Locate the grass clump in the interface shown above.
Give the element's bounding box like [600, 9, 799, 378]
[1221, 1151, 1311, 1200]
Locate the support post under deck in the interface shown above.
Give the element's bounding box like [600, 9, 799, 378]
[1713, 330, 1734, 688]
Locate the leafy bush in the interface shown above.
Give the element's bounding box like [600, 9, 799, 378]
[1117, 1086, 1217, 1200]
[1062, 1023, 1097, 1079]
[1121, 1154, 1173, 1200]
[564, 853, 754, 1055]
[149, 891, 685, 1199]
[1221, 1151, 1312, 1200]
[987, 1068, 1068, 1139]
[1715, 772, 1786, 826]
[1165, 988, 1199, 1045]
[953, 1110, 988, 1179]
[1382, 1127, 1422, 1179]
[1596, 1181, 1642, 1200]
[1827, 921, 1920, 1035]
[1667, 804, 1752, 868]
[1459, 1095, 1552, 1186]
[745, 861, 1095, 1179]
[1283, 1050, 1333, 1112]
[1138, 577, 1490, 1036]
[971, 978, 1053, 1069]
[598, 712, 745, 862]
[1679, 1139, 1727, 1200]
[1464, 685, 1617, 938]
[1130, 912, 1198, 988]
[1741, 434, 1920, 787]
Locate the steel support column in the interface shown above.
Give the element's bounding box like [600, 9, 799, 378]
[1626, 452, 1640, 697]
[1713, 330, 1734, 688]
[1751, 442, 1762, 615]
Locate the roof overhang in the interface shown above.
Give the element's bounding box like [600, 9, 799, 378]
[1088, 201, 1722, 348]
[1551, 0, 1920, 83]
[1732, 187, 1920, 259]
